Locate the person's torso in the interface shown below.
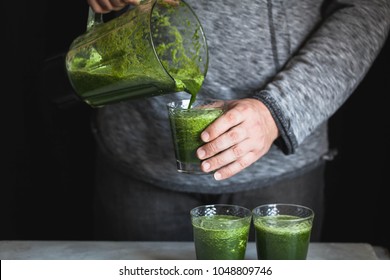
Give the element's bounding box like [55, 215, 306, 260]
[94, 0, 329, 193]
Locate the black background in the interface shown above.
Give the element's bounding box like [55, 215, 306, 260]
[2, 1, 389, 250]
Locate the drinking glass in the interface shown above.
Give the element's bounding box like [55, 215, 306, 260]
[167, 99, 225, 174]
[252, 203, 314, 260]
[190, 204, 252, 260]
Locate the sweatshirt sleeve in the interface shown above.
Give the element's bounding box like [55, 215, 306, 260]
[252, 0, 390, 154]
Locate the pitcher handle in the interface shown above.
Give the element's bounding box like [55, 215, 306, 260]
[86, 6, 103, 31]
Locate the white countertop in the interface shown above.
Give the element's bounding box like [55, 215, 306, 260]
[0, 241, 386, 260]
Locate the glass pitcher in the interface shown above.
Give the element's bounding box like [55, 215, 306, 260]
[65, 0, 208, 108]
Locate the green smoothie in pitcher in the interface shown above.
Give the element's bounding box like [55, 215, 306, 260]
[66, 0, 207, 107]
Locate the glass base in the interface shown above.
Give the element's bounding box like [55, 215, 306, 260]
[176, 160, 208, 175]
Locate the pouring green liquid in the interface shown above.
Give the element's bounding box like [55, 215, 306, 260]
[153, 8, 205, 108]
[66, 0, 206, 108]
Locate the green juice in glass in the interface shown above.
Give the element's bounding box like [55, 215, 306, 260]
[169, 105, 223, 165]
[254, 215, 312, 260]
[192, 214, 251, 260]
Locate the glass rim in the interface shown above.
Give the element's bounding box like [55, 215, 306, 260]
[167, 98, 226, 109]
[252, 203, 314, 222]
[190, 203, 252, 218]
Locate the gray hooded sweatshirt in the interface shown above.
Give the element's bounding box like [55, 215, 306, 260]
[93, 0, 390, 194]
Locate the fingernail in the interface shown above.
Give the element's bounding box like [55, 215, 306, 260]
[197, 148, 206, 159]
[202, 161, 210, 171]
[201, 131, 209, 142]
[214, 172, 222, 180]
